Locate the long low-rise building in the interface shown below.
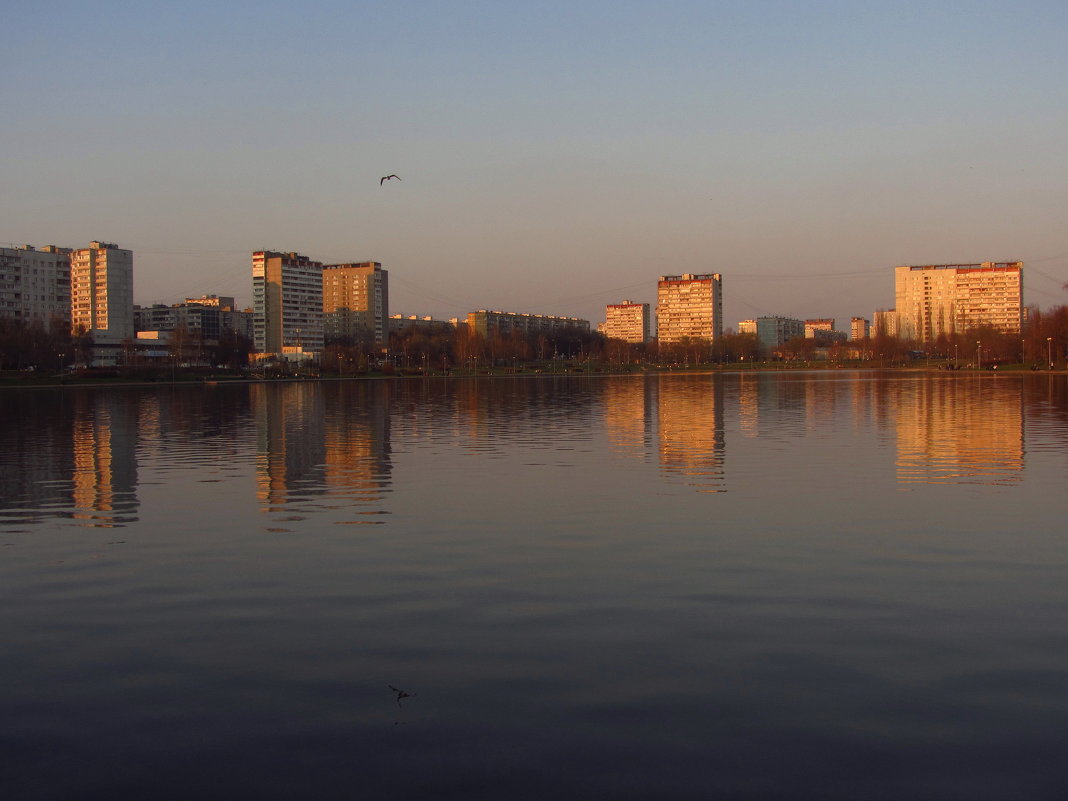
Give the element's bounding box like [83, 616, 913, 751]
[466, 310, 590, 337]
[388, 314, 455, 334]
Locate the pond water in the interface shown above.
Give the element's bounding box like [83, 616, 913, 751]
[2, 372, 1068, 800]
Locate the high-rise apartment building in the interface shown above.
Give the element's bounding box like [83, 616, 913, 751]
[70, 241, 133, 344]
[322, 262, 389, 345]
[656, 273, 723, 345]
[252, 251, 324, 356]
[604, 300, 651, 343]
[850, 317, 870, 340]
[0, 244, 72, 326]
[894, 262, 1023, 341]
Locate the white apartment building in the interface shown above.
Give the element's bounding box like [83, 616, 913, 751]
[70, 241, 133, 344]
[252, 251, 324, 356]
[603, 300, 651, 344]
[894, 262, 1023, 341]
[0, 244, 71, 326]
[656, 274, 723, 345]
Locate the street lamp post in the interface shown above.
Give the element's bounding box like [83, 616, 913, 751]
[1048, 337, 1053, 371]
[954, 343, 958, 369]
[976, 340, 981, 371]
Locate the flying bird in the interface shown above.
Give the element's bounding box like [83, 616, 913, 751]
[380, 174, 401, 185]
[389, 685, 415, 707]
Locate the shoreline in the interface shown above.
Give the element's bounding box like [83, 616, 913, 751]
[2, 363, 1065, 391]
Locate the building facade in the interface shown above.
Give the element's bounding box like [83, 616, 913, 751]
[741, 316, 805, 350]
[850, 317, 870, 340]
[656, 273, 723, 345]
[0, 244, 71, 326]
[252, 251, 324, 356]
[388, 314, 455, 335]
[322, 262, 389, 346]
[183, 295, 253, 340]
[184, 294, 235, 309]
[70, 241, 133, 345]
[603, 300, 651, 344]
[465, 310, 590, 338]
[894, 262, 1023, 341]
[872, 309, 899, 338]
[804, 319, 835, 339]
[136, 298, 251, 341]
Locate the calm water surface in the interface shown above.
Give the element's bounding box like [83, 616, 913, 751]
[2, 372, 1068, 800]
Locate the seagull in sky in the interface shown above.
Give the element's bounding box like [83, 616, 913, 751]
[389, 685, 415, 707]
[380, 174, 401, 185]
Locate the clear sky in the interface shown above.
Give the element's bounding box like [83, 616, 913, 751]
[4, 1, 1068, 329]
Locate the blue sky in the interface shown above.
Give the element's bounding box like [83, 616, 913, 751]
[4, 1, 1068, 327]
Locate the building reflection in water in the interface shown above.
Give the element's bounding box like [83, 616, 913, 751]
[592, 375, 725, 492]
[255, 383, 327, 511]
[253, 383, 391, 520]
[655, 375, 725, 492]
[0, 393, 76, 527]
[733, 373, 813, 443]
[891, 376, 1024, 485]
[71, 392, 139, 527]
[603, 377, 653, 459]
[602, 375, 726, 492]
[322, 383, 391, 515]
[738, 374, 759, 438]
[0, 374, 1044, 531]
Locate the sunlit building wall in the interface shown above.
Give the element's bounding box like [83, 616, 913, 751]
[656, 273, 723, 345]
[894, 262, 1023, 342]
[70, 241, 133, 344]
[466, 309, 590, 337]
[804, 319, 835, 338]
[872, 309, 899, 338]
[387, 314, 454, 334]
[850, 317, 870, 340]
[604, 300, 651, 343]
[323, 262, 389, 345]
